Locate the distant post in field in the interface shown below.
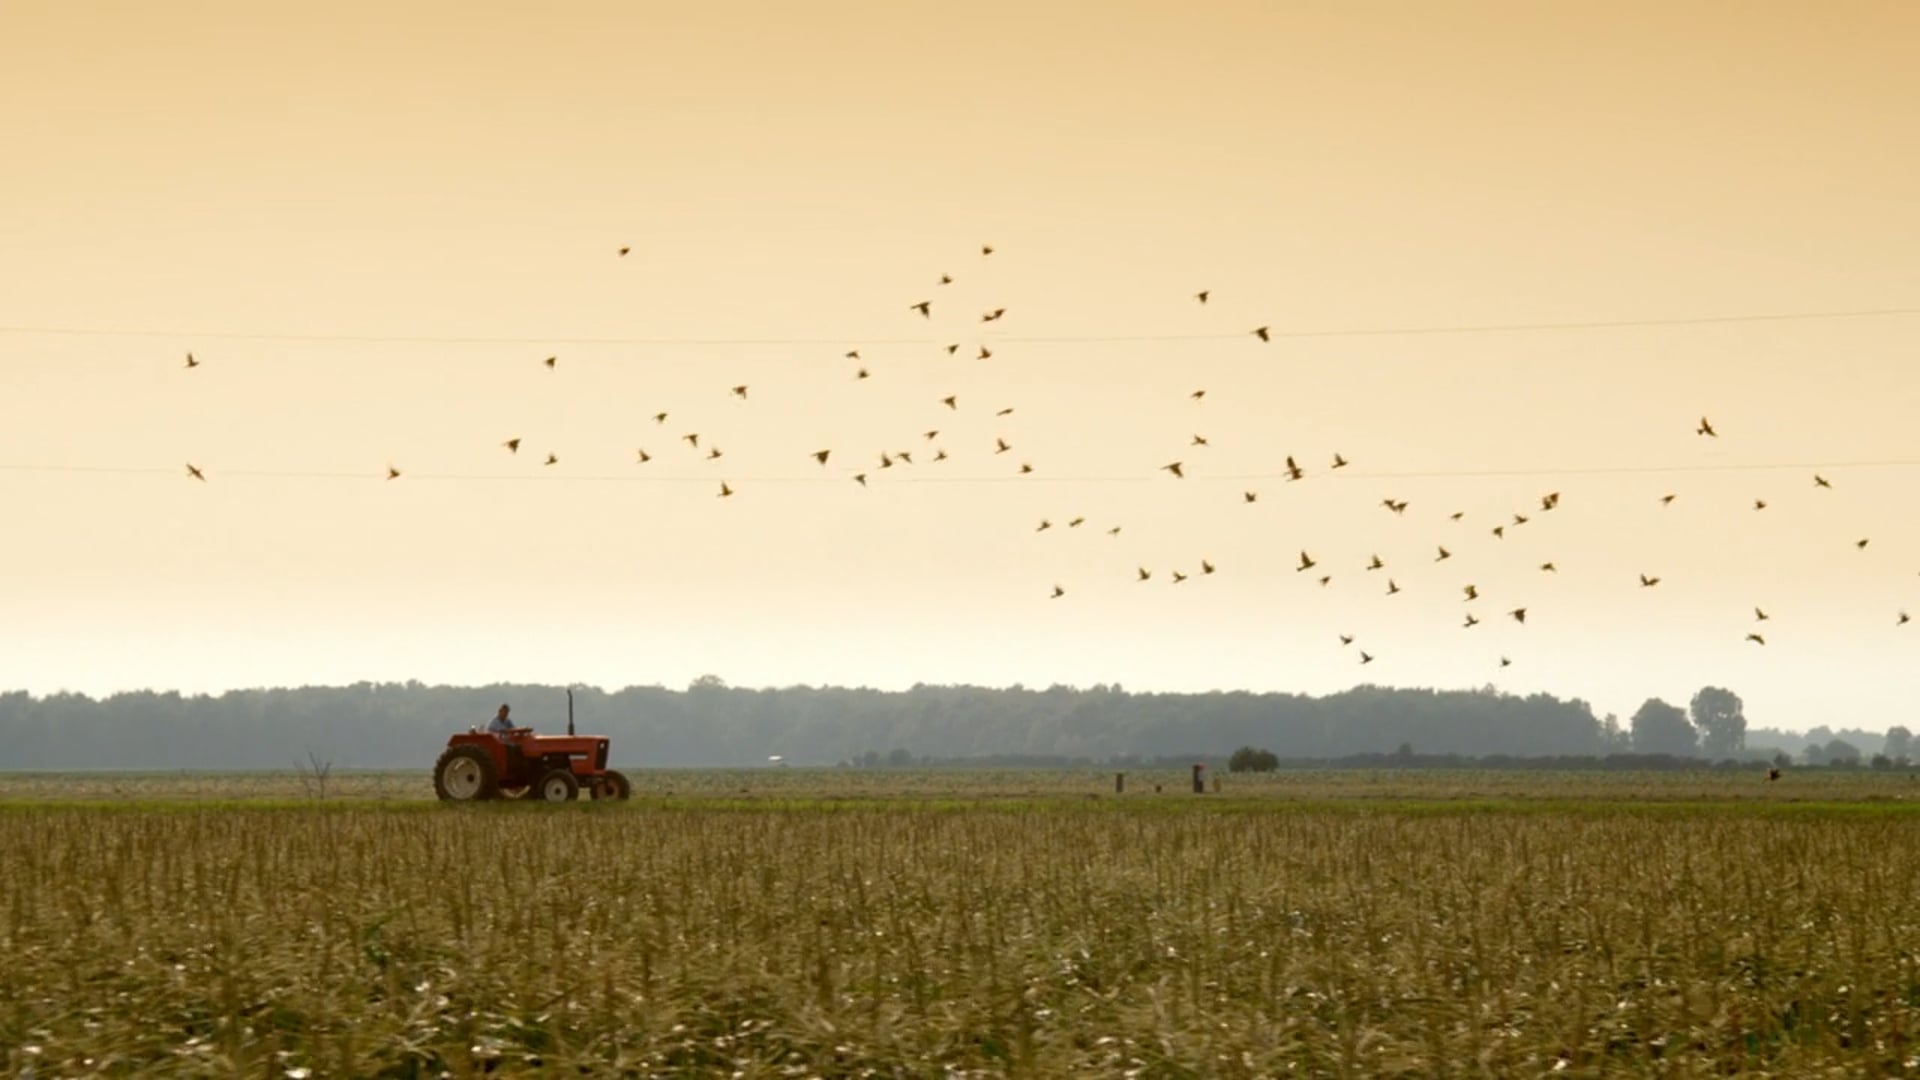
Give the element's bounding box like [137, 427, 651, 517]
[1114, 772, 1125, 794]
[1192, 763, 1206, 794]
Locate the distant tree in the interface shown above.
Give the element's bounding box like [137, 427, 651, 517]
[1884, 725, 1912, 762]
[1228, 746, 1279, 773]
[1772, 751, 1793, 770]
[1631, 698, 1697, 756]
[1600, 713, 1630, 751]
[1689, 686, 1746, 758]
[1825, 738, 1862, 766]
[1394, 741, 1415, 760]
[885, 747, 914, 767]
[1871, 753, 1893, 770]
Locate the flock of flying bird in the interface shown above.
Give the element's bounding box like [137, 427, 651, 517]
[171, 243, 1912, 672]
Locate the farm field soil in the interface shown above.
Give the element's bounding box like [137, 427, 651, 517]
[4, 774, 1919, 1076]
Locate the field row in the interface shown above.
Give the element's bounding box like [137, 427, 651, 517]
[5, 765, 1920, 806]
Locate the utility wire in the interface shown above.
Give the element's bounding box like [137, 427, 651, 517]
[1, 306, 1916, 348]
[5, 458, 1919, 484]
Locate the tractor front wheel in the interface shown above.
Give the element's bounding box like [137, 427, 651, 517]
[591, 770, 632, 801]
[434, 745, 499, 802]
[531, 768, 580, 803]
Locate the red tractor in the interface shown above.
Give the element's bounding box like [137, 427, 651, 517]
[433, 691, 632, 803]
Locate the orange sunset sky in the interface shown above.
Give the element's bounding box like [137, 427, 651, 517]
[2, 1, 1917, 732]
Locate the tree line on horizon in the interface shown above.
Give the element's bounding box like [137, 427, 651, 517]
[0, 678, 1903, 771]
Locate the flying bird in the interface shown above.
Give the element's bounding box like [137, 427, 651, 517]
[683, 434, 700, 448]
[1754, 499, 1767, 510]
[1036, 519, 1052, 532]
[184, 352, 198, 369]
[1107, 526, 1122, 536]
[731, 385, 748, 399]
[1367, 554, 1384, 571]
[1138, 568, 1152, 582]
[995, 438, 1011, 454]
[706, 448, 722, 460]
[1858, 538, 1871, 549]
[845, 350, 860, 360]
[1814, 474, 1832, 489]
[1697, 416, 1716, 437]
[1244, 491, 1259, 504]
[618, 246, 629, 256]
[924, 430, 940, 441]
[980, 308, 1006, 322]
[718, 482, 733, 498]
[982, 244, 994, 256]
[386, 465, 401, 480]
[1068, 517, 1085, 528]
[1285, 457, 1305, 482]
[636, 449, 651, 463]
[1331, 453, 1349, 469]
[1162, 462, 1185, 479]
[939, 274, 952, 285]
[1661, 493, 1677, 505]
[1755, 607, 1769, 621]
[503, 438, 520, 453]
[185, 463, 205, 481]
[544, 453, 559, 466]
[946, 343, 960, 355]
[1540, 562, 1557, 573]
[856, 367, 870, 379]
[1540, 492, 1561, 510]
[1339, 634, 1354, 646]
[1201, 560, 1216, 575]
[1464, 613, 1480, 628]
[1171, 570, 1188, 584]
[1640, 574, 1660, 587]
[1746, 633, 1766, 645]
[1359, 651, 1375, 665]
[1499, 656, 1512, 668]
[544, 356, 556, 369]
[1463, 585, 1479, 601]
[1449, 511, 1465, 521]
[1019, 463, 1033, 474]
[996, 407, 1015, 417]
[1191, 434, 1209, 447]
[1511, 513, 1530, 526]
[942, 395, 958, 409]
[853, 473, 868, 487]
[1296, 550, 1317, 572]
[1252, 326, 1271, 342]
[1900, 611, 1911, 626]
[1195, 290, 1209, 304]
[911, 301, 931, 318]
[1509, 608, 1527, 623]
[814, 450, 832, 465]
[654, 412, 669, 424]
[1386, 578, 1401, 595]
[1491, 525, 1506, 539]
[933, 449, 948, 462]
[978, 347, 992, 360]
[1435, 546, 1451, 562]
[1191, 389, 1206, 401]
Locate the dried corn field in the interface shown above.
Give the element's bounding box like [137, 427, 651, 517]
[6, 800, 1920, 1077]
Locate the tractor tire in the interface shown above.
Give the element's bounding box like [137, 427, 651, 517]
[434, 745, 499, 802]
[591, 770, 632, 801]
[531, 768, 580, 803]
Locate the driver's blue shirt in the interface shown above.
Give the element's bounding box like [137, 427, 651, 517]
[488, 714, 514, 736]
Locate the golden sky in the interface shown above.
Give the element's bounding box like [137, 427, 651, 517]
[2, 0, 1918, 732]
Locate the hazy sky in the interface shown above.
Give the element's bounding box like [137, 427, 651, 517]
[3, 1, 1918, 732]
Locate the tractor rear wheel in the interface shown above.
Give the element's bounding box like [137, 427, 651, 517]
[531, 768, 579, 803]
[591, 770, 632, 801]
[434, 745, 499, 802]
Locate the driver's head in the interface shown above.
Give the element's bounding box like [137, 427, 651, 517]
[497, 704, 510, 719]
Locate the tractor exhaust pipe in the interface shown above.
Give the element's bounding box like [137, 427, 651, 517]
[567, 688, 575, 736]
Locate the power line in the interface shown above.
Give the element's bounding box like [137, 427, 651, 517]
[0, 306, 1916, 348]
[6, 457, 1919, 484]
